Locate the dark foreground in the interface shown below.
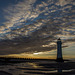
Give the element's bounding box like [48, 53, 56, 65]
[0, 59, 75, 75]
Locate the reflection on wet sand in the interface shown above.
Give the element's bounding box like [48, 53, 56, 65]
[0, 60, 75, 75]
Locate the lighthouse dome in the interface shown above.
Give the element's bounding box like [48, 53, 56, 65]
[58, 38, 61, 40]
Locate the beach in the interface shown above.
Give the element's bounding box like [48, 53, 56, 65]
[0, 60, 75, 75]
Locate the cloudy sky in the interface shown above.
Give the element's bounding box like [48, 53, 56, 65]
[0, 0, 75, 56]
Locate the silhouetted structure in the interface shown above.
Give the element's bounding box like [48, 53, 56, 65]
[56, 38, 64, 62]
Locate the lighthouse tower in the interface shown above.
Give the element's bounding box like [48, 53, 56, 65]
[56, 38, 64, 62]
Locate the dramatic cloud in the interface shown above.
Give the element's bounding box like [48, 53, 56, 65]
[0, 0, 75, 55]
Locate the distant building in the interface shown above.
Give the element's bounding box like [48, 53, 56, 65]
[56, 38, 64, 62]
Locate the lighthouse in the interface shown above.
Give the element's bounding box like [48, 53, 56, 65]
[56, 38, 64, 62]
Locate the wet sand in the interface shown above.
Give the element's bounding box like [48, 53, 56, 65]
[0, 71, 12, 75]
[0, 60, 75, 75]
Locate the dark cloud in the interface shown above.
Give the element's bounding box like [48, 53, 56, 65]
[0, 0, 75, 55]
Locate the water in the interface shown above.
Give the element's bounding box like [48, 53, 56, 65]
[0, 60, 75, 75]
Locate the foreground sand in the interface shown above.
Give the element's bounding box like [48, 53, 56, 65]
[0, 60, 75, 75]
[0, 71, 12, 75]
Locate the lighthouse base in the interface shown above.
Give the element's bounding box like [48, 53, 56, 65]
[56, 58, 64, 62]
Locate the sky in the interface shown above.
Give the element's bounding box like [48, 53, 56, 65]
[0, 0, 75, 59]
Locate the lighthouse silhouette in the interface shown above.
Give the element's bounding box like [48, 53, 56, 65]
[56, 38, 64, 62]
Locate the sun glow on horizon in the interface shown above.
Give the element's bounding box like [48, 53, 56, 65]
[0, 43, 75, 60]
[33, 53, 39, 55]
